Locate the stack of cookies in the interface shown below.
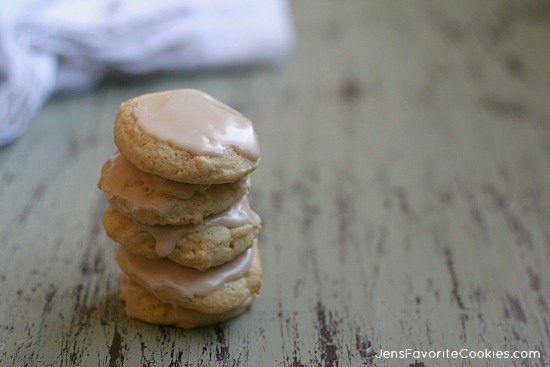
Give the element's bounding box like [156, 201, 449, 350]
[98, 89, 263, 328]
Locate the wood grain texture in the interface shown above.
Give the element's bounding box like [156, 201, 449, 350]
[1, 1, 550, 366]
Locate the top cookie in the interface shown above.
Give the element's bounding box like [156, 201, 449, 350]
[114, 89, 261, 184]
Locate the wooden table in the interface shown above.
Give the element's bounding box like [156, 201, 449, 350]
[1, 1, 549, 366]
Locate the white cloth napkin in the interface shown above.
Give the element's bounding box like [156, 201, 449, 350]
[0, 0, 294, 146]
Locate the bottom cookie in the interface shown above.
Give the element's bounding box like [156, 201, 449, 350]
[119, 274, 257, 329]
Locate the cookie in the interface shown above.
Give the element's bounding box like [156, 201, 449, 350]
[98, 152, 249, 225]
[117, 242, 263, 327]
[119, 274, 257, 329]
[114, 89, 261, 184]
[103, 196, 261, 270]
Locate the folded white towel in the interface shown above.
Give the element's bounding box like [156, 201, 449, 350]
[0, 0, 294, 146]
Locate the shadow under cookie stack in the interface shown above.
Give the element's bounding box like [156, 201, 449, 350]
[98, 89, 263, 329]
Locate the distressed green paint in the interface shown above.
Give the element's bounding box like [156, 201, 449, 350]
[1, 1, 549, 366]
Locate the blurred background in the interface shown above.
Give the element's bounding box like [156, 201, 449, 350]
[0, 0, 294, 145]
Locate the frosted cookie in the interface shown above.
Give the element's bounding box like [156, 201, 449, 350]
[119, 274, 257, 329]
[98, 152, 249, 225]
[114, 89, 261, 184]
[117, 242, 262, 324]
[103, 196, 261, 270]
